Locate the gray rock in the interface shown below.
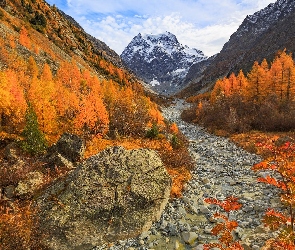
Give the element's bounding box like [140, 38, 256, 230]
[15, 171, 44, 197]
[199, 206, 210, 214]
[4, 142, 20, 162]
[193, 244, 204, 250]
[4, 185, 15, 199]
[48, 133, 85, 162]
[181, 231, 198, 245]
[45, 152, 74, 170]
[167, 222, 178, 236]
[36, 146, 171, 250]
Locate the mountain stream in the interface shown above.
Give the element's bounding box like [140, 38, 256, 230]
[96, 99, 282, 250]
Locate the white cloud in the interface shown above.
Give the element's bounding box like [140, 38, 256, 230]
[49, 0, 276, 56]
[77, 12, 242, 56]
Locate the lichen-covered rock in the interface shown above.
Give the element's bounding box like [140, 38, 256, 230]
[45, 152, 74, 170]
[36, 146, 171, 250]
[15, 171, 44, 197]
[47, 133, 85, 163]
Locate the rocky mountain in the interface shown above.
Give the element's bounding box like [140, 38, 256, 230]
[181, 0, 295, 97]
[121, 32, 207, 94]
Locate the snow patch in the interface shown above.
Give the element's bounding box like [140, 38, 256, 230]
[150, 79, 160, 86]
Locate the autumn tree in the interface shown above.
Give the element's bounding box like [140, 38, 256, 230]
[28, 67, 57, 135]
[74, 86, 109, 138]
[19, 26, 31, 49]
[247, 61, 265, 102]
[210, 79, 224, 103]
[9, 34, 16, 49]
[193, 50, 295, 133]
[6, 69, 27, 133]
[41, 63, 53, 82]
[269, 56, 283, 99]
[236, 70, 248, 98]
[26, 56, 39, 79]
[277, 50, 295, 103]
[0, 72, 11, 129]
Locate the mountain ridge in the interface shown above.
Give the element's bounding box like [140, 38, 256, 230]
[181, 0, 295, 97]
[121, 31, 207, 95]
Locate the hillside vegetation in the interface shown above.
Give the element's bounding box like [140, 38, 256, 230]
[185, 50, 295, 134]
[0, 1, 193, 248]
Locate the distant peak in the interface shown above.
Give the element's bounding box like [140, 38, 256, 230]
[142, 32, 177, 40]
[121, 32, 207, 94]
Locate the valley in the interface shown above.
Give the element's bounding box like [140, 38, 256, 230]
[1, 0, 295, 249]
[98, 100, 283, 250]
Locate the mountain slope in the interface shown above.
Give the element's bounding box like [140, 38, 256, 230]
[181, 0, 295, 96]
[2, 0, 126, 71]
[121, 32, 207, 95]
[0, 0, 175, 143]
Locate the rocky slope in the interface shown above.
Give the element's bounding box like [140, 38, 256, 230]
[121, 32, 207, 95]
[99, 100, 283, 250]
[182, 0, 295, 96]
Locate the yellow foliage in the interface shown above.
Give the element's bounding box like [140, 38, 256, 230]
[167, 167, 192, 197]
[170, 122, 179, 134]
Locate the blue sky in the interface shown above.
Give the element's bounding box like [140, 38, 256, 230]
[45, 0, 275, 56]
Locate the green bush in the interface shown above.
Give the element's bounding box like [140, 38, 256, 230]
[20, 105, 48, 155]
[30, 12, 47, 27]
[145, 124, 159, 139]
[171, 134, 181, 149]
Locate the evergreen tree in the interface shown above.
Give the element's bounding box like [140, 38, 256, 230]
[21, 104, 47, 154]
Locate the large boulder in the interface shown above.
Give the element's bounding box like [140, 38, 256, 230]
[36, 146, 171, 250]
[45, 133, 85, 168]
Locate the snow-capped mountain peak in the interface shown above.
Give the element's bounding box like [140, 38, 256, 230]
[121, 32, 207, 94]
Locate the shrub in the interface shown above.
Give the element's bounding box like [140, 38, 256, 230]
[194, 95, 295, 135]
[171, 134, 181, 149]
[0, 201, 45, 249]
[145, 123, 159, 139]
[30, 12, 47, 27]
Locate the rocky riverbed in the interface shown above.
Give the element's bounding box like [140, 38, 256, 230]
[95, 100, 283, 250]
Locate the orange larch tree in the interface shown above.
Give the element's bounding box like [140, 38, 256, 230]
[278, 50, 295, 102]
[6, 69, 27, 133]
[247, 61, 265, 102]
[19, 26, 31, 50]
[269, 56, 283, 99]
[28, 73, 57, 136]
[236, 70, 248, 98]
[41, 63, 53, 82]
[0, 72, 11, 130]
[73, 87, 109, 138]
[210, 79, 224, 103]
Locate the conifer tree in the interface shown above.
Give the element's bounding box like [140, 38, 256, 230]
[21, 104, 47, 155]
